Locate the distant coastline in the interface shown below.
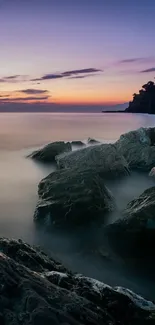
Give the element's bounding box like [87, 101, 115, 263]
[102, 110, 126, 113]
[0, 102, 128, 113]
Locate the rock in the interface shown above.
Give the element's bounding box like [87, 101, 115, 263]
[34, 167, 115, 226]
[71, 141, 85, 147]
[0, 237, 67, 273]
[105, 186, 155, 259]
[28, 141, 72, 163]
[0, 237, 154, 325]
[115, 127, 155, 171]
[56, 143, 130, 180]
[87, 137, 100, 144]
[149, 167, 155, 177]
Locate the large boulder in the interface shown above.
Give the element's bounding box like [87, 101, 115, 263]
[115, 127, 155, 171]
[28, 141, 72, 163]
[34, 167, 115, 227]
[56, 143, 130, 180]
[105, 186, 155, 260]
[0, 237, 154, 325]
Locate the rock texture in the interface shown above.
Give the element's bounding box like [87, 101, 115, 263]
[0, 237, 154, 325]
[34, 167, 115, 226]
[149, 167, 155, 178]
[28, 141, 72, 163]
[105, 186, 155, 259]
[115, 127, 155, 171]
[56, 143, 130, 179]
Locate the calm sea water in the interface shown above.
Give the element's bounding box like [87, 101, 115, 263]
[0, 112, 155, 299]
[1, 112, 155, 149]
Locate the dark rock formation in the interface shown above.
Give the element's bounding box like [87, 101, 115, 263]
[87, 138, 100, 145]
[28, 141, 72, 163]
[126, 81, 155, 114]
[71, 141, 85, 147]
[115, 127, 155, 171]
[0, 237, 154, 325]
[34, 167, 115, 226]
[149, 167, 155, 178]
[56, 143, 130, 179]
[0, 237, 67, 273]
[105, 186, 155, 260]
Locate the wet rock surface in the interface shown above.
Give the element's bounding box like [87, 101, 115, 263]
[28, 141, 72, 163]
[115, 127, 155, 171]
[105, 186, 155, 261]
[0, 237, 154, 325]
[34, 167, 115, 226]
[56, 143, 130, 180]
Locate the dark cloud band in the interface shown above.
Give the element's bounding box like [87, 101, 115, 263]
[32, 68, 102, 81]
[141, 67, 155, 73]
[0, 96, 49, 102]
[20, 89, 48, 94]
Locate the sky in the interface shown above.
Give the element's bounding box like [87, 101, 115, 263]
[0, 0, 155, 110]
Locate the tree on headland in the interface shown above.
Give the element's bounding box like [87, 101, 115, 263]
[126, 80, 155, 114]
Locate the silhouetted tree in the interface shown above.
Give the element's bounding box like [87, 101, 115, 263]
[126, 81, 155, 114]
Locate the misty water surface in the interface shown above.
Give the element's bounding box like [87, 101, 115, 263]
[0, 112, 155, 300]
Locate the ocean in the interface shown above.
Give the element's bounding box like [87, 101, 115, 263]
[0, 112, 155, 300]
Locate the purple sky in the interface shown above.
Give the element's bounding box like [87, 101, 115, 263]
[0, 0, 155, 110]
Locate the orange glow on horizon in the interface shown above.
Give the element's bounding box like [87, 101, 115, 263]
[0, 97, 129, 106]
[0, 98, 129, 106]
[0, 85, 132, 106]
[51, 94, 130, 106]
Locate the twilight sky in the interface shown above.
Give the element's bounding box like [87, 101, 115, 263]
[0, 0, 155, 109]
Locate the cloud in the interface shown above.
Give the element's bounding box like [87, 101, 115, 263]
[0, 96, 49, 102]
[0, 69, 102, 84]
[0, 75, 28, 83]
[20, 88, 48, 94]
[63, 68, 102, 76]
[5, 75, 21, 80]
[140, 67, 155, 73]
[32, 68, 102, 81]
[118, 57, 155, 67]
[0, 89, 50, 102]
[118, 58, 144, 64]
[38, 74, 63, 81]
[69, 74, 98, 79]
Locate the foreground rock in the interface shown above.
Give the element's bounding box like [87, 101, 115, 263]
[56, 143, 130, 179]
[115, 127, 155, 171]
[105, 186, 155, 260]
[28, 141, 72, 163]
[0, 237, 154, 325]
[34, 168, 115, 226]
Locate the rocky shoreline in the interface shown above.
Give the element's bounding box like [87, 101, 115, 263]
[0, 237, 155, 324]
[2, 126, 155, 324]
[29, 127, 155, 269]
